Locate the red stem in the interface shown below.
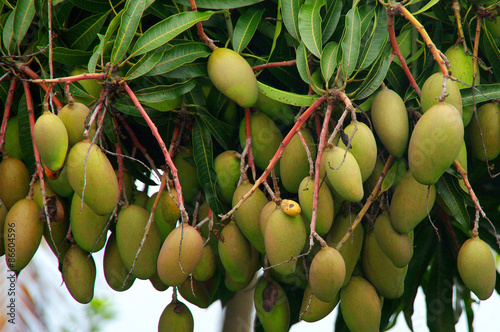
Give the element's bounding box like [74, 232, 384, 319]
[252, 60, 297, 71]
[19, 65, 64, 109]
[244, 107, 257, 181]
[0, 77, 18, 155]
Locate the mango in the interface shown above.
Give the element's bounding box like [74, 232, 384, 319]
[4, 116, 23, 160]
[256, 90, 295, 127]
[70, 193, 109, 252]
[374, 211, 413, 267]
[218, 220, 252, 283]
[160, 188, 181, 225]
[33, 111, 69, 172]
[178, 277, 210, 309]
[468, 103, 500, 161]
[132, 190, 149, 208]
[157, 223, 204, 286]
[116, 204, 162, 279]
[57, 102, 96, 147]
[0, 156, 30, 210]
[70, 68, 102, 100]
[320, 146, 364, 202]
[103, 232, 135, 291]
[365, 158, 384, 194]
[146, 192, 176, 242]
[207, 47, 258, 108]
[192, 237, 216, 281]
[390, 170, 436, 234]
[260, 201, 279, 235]
[0, 199, 7, 256]
[457, 236, 496, 300]
[445, 44, 478, 90]
[62, 244, 96, 304]
[158, 301, 194, 332]
[299, 283, 339, 322]
[309, 246, 345, 302]
[239, 111, 283, 175]
[67, 140, 119, 215]
[198, 200, 228, 256]
[340, 276, 381, 332]
[485, 15, 500, 38]
[265, 208, 306, 275]
[298, 176, 334, 236]
[47, 164, 74, 198]
[420, 72, 462, 116]
[4, 198, 42, 272]
[116, 169, 134, 203]
[232, 180, 268, 253]
[43, 201, 71, 262]
[214, 150, 240, 204]
[269, 259, 308, 290]
[173, 149, 200, 205]
[281, 129, 317, 193]
[371, 87, 409, 157]
[150, 269, 169, 292]
[254, 277, 290, 332]
[408, 102, 464, 185]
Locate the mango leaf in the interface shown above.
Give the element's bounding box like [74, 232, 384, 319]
[192, 118, 223, 217]
[111, 0, 152, 65]
[147, 41, 211, 76]
[257, 81, 320, 107]
[2, 9, 15, 54]
[298, 0, 325, 58]
[461, 84, 500, 106]
[320, 41, 339, 84]
[386, 62, 408, 97]
[380, 158, 405, 193]
[196, 108, 236, 150]
[125, 47, 165, 80]
[1, 0, 14, 9]
[281, 0, 301, 40]
[357, 3, 376, 39]
[353, 53, 390, 100]
[13, 0, 36, 47]
[46, 47, 93, 65]
[267, 0, 283, 59]
[102, 10, 123, 53]
[321, 0, 342, 44]
[296, 42, 312, 86]
[17, 95, 36, 176]
[435, 175, 470, 230]
[63, 12, 109, 50]
[69, 0, 119, 12]
[129, 11, 217, 58]
[340, 7, 361, 79]
[134, 80, 196, 103]
[163, 61, 208, 79]
[481, 26, 500, 81]
[88, 35, 106, 73]
[173, 0, 263, 9]
[232, 8, 265, 54]
[412, 0, 439, 16]
[357, 6, 387, 71]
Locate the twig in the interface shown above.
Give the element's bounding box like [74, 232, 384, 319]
[297, 130, 315, 177]
[252, 60, 297, 71]
[18, 65, 63, 109]
[0, 77, 18, 155]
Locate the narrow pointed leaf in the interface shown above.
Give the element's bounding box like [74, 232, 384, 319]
[45, 47, 93, 65]
[340, 7, 361, 79]
[380, 157, 406, 193]
[353, 53, 390, 100]
[320, 41, 338, 83]
[13, 0, 36, 47]
[173, 0, 262, 9]
[322, 0, 342, 44]
[435, 175, 470, 230]
[63, 12, 109, 50]
[461, 84, 500, 106]
[412, 0, 439, 15]
[281, 0, 302, 40]
[296, 42, 312, 86]
[232, 8, 265, 54]
[69, 0, 119, 12]
[125, 47, 165, 80]
[482, 26, 500, 80]
[147, 42, 211, 76]
[196, 108, 235, 150]
[2, 9, 15, 54]
[357, 6, 387, 70]
[257, 81, 320, 106]
[88, 34, 105, 73]
[298, 0, 325, 58]
[134, 80, 197, 103]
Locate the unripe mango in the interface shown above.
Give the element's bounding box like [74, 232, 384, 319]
[157, 223, 204, 286]
[445, 44, 478, 90]
[67, 140, 119, 215]
[256, 90, 295, 127]
[281, 129, 317, 193]
[0, 156, 30, 210]
[232, 180, 268, 253]
[146, 192, 176, 242]
[421, 73, 463, 116]
[338, 122, 377, 181]
[239, 111, 283, 175]
[260, 201, 279, 235]
[340, 276, 381, 332]
[62, 244, 96, 304]
[150, 269, 169, 292]
[43, 202, 71, 262]
[390, 170, 436, 233]
[158, 301, 194, 332]
[173, 149, 200, 205]
[320, 146, 364, 202]
[218, 221, 252, 283]
[468, 103, 500, 161]
[457, 236, 496, 300]
[4, 198, 42, 271]
[207, 47, 258, 108]
[58, 102, 97, 147]
[254, 277, 290, 332]
[408, 102, 464, 185]
[309, 246, 345, 302]
[214, 150, 240, 204]
[374, 211, 413, 267]
[70, 193, 109, 252]
[269, 259, 308, 290]
[160, 188, 181, 225]
[192, 237, 216, 282]
[178, 277, 210, 309]
[298, 176, 334, 236]
[265, 208, 306, 275]
[47, 164, 74, 198]
[116, 204, 162, 279]
[0, 199, 7, 257]
[103, 232, 135, 291]
[4, 116, 23, 160]
[299, 283, 339, 322]
[34, 111, 69, 172]
[371, 87, 409, 157]
[132, 190, 149, 208]
[485, 16, 500, 38]
[362, 231, 407, 299]
[70, 68, 102, 100]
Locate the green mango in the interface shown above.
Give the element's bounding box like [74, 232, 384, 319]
[256, 90, 295, 127]
[4, 116, 23, 160]
[468, 103, 500, 161]
[0, 156, 30, 210]
[374, 211, 413, 268]
[299, 283, 339, 322]
[214, 150, 240, 204]
[281, 129, 316, 193]
[340, 276, 381, 332]
[57, 102, 96, 147]
[70, 193, 109, 252]
[420, 72, 462, 117]
[254, 277, 290, 332]
[47, 164, 74, 198]
[146, 192, 176, 242]
[173, 149, 200, 205]
[218, 220, 252, 283]
[192, 236, 216, 282]
[34, 111, 69, 172]
[444, 44, 478, 90]
[158, 301, 194, 332]
[259, 200, 279, 235]
[103, 232, 135, 291]
[62, 244, 96, 304]
[298, 176, 334, 236]
[178, 277, 210, 309]
[0, 199, 8, 257]
[309, 246, 345, 302]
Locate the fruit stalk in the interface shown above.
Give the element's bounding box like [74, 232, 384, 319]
[297, 130, 315, 177]
[189, 0, 216, 49]
[451, 0, 466, 45]
[0, 77, 17, 155]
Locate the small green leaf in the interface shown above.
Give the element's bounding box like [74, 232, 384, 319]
[257, 81, 320, 107]
[147, 41, 211, 76]
[163, 61, 208, 79]
[88, 34, 106, 73]
[2, 9, 15, 54]
[341, 7, 361, 79]
[435, 175, 470, 230]
[461, 84, 500, 106]
[232, 8, 265, 54]
[380, 158, 405, 193]
[173, 0, 263, 9]
[125, 47, 165, 80]
[322, 0, 342, 44]
[134, 80, 196, 103]
[13, 0, 36, 47]
[46, 47, 93, 65]
[411, 0, 439, 16]
[196, 108, 236, 150]
[320, 41, 339, 84]
[281, 0, 302, 40]
[63, 12, 109, 51]
[298, 0, 325, 58]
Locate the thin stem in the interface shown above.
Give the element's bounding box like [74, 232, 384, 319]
[0, 77, 18, 155]
[252, 60, 297, 71]
[19, 65, 63, 109]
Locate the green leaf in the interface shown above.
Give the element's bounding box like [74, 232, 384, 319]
[192, 118, 223, 217]
[296, 42, 312, 86]
[1, 0, 14, 9]
[268, 1, 283, 59]
[88, 34, 106, 73]
[320, 41, 338, 84]
[482, 26, 500, 82]
[232, 8, 265, 54]
[298, 0, 325, 58]
[435, 175, 470, 230]
[2, 9, 15, 54]
[13, 0, 36, 47]
[196, 108, 236, 150]
[125, 47, 165, 80]
[412, 0, 439, 16]
[257, 81, 320, 107]
[134, 80, 197, 103]
[130, 11, 217, 58]
[357, 6, 388, 71]
[69, 0, 119, 12]
[461, 84, 500, 106]
[357, 3, 376, 39]
[163, 61, 208, 79]
[173, 0, 263, 9]
[17, 95, 36, 176]
[46, 47, 93, 65]
[353, 53, 390, 100]
[147, 41, 211, 76]
[111, 0, 151, 65]
[380, 158, 405, 193]
[321, 0, 342, 44]
[63, 12, 109, 51]
[340, 7, 361, 80]
[281, 0, 302, 41]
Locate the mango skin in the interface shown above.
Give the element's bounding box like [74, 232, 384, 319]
[178, 278, 210, 309]
[239, 111, 283, 176]
[409, 102, 464, 185]
[281, 129, 317, 193]
[298, 176, 334, 236]
[260, 201, 279, 235]
[374, 211, 413, 268]
[146, 192, 176, 242]
[256, 90, 295, 127]
[468, 103, 500, 161]
[371, 87, 409, 157]
[157, 223, 204, 286]
[218, 221, 252, 283]
[445, 44, 478, 90]
[34, 111, 69, 172]
[299, 283, 339, 323]
[62, 244, 96, 304]
[58, 102, 96, 147]
[4, 198, 42, 272]
[47, 164, 74, 198]
[207, 47, 258, 108]
[4, 116, 23, 160]
[103, 232, 135, 292]
[173, 149, 200, 205]
[457, 237, 496, 300]
[214, 150, 240, 204]
[265, 208, 306, 275]
[390, 170, 436, 234]
[158, 301, 194, 332]
[254, 277, 290, 332]
[309, 246, 346, 302]
[67, 140, 119, 216]
[421, 72, 463, 117]
[340, 276, 381, 332]
[0, 156, 30, 210]
[192, 237, 216, 282]
[160, 188, 181, 225]
[0, 199, 8, 257]
[116, 205, 162, 279]
[232, 180, 268, 253]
